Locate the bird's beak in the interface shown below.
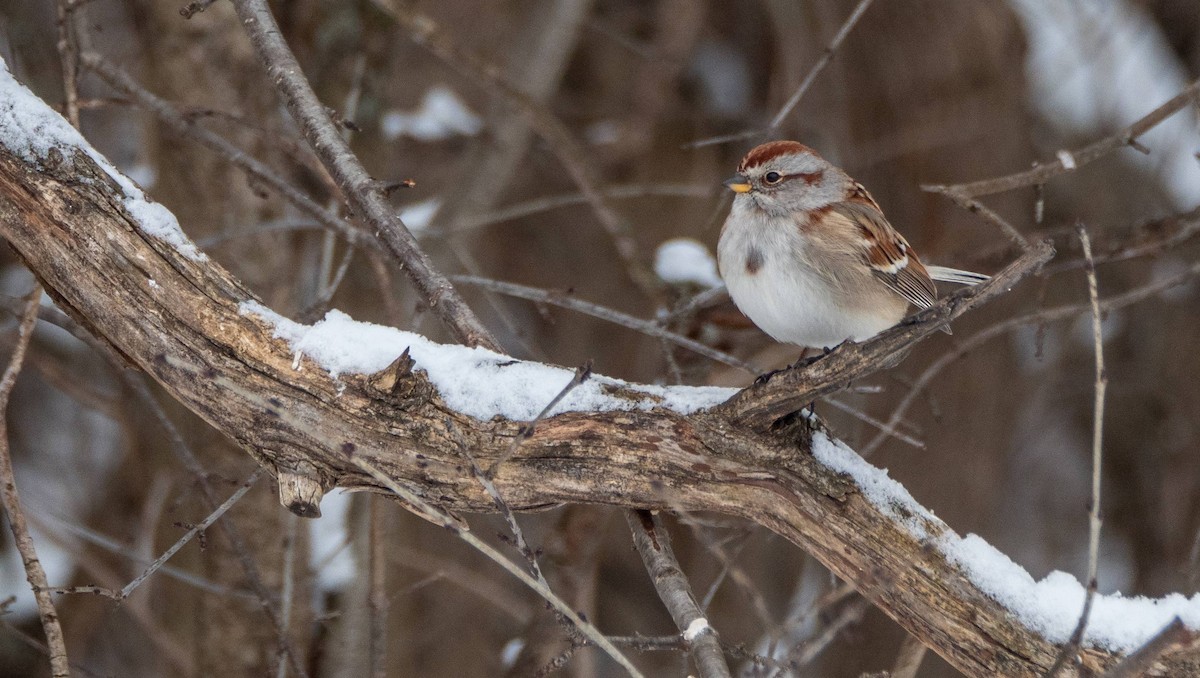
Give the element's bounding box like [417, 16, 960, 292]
[724, 174, 752, 194]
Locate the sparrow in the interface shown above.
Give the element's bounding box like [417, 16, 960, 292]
[717, 140, 987, 349]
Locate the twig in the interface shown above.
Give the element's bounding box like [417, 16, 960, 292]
[439, 184, 714, 236]
[685, 0, 875, 148]
[488, 361, 592, 476]
[121, 376, 310, 678]
[274, 513, 298, 678]
[369, 1, 664, 300]
[822, 397, 924, 450]
[719, 242, 1054, 428]
[80, 55, 373, 250]
[923, 185, 1030, 248]
[658, 285, 728, 325]
[55, 0, 81, 129]
[1044, 224, 1108, 677]
[0, 618, 105, 678]
[929, 78, 1200, 199]
[119, 470, 262, 599]
[33, 513, 257, 601]
[344, 452, 645, 678]
[767, 0, 874, 132]
[230, 0, 501, 350]
[368, 496, 387, 678]
[779, 597, 868, 670]
[625, 511, 732, 678]
[862, 255, 1200, 456]
[0, 285, 70, 678]
[449, 275, 756, 375]
[890, 633, 928, 678]
[1100, 617, 1195, 678]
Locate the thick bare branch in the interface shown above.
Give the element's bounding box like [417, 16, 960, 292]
[2, 117, 1197, 678]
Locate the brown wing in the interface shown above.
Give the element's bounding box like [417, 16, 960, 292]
[831, 185, 937, 308]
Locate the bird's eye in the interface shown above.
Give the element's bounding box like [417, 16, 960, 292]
[763, 171, 782, 185]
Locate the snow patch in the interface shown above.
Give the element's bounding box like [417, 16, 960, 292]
[309, 490, 356, 593]
[655, 238, 723, 289]
[380, 86, 482, 141]
[1008, 0, 1200, 208]
[0, 56, 206, 261]
[239, 301, 737, 421]
[398, 198, 441, 234]
[683, 617, 711, 641]
[812, 431, 1200, 652]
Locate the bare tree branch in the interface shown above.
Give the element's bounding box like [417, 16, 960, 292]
[925, 78, 1200, 199]
[626, 511, 732, 678]
[0, 285, 70, 678]
[230, 0, 500, 350]
[2, 102, 1196, 678]
[1045, 225, 1108, 677]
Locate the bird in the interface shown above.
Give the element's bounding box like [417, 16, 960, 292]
[717, 140, 988, 350]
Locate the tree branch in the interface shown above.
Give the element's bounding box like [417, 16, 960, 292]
[2, 98, 1198, 678]
[229, 0, 500, 350]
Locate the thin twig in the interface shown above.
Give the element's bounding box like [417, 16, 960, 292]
[344, 453, 645, 678]
[779, 597, 868, 670]
[231, 0, 500, 350]
[685, 0, 875, 148]
[80, 54, 373, 250]
[625, 511, 732, 678]
[767, 0, 875, 132]
[369, 1, 664, 300]
[0, 285, 70, 678]
[33, 513, 257, 601]
[449, 275, 756, 375]
[55, 0, 81, 128]
[822, 397, 924, 449]
[274, 513, 298, 678]
[438, 184, 714, 236]
[488, 361, 592, 476]
[121, 376, 310, 678]
[890, 633, 928, 678]
[1045, 224, 1108, 677]
[862, 256, 1200, 457]
[924, 185, 1030, 248]
[119, 471, 262, 599]
[368, 496, 387, 678]
[929, 78, 1200, 199]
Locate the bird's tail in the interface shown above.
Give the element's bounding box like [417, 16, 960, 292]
[928, 265, 989, 286]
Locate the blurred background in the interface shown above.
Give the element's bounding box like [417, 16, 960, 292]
[1, 0, 1198, 675]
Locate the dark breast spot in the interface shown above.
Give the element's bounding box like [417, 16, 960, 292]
[745, 246, 764, 275]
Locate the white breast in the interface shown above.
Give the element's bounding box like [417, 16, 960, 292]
[717, 204, 902, 349]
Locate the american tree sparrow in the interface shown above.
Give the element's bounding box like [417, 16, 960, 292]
[718, 141, 988, 350]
